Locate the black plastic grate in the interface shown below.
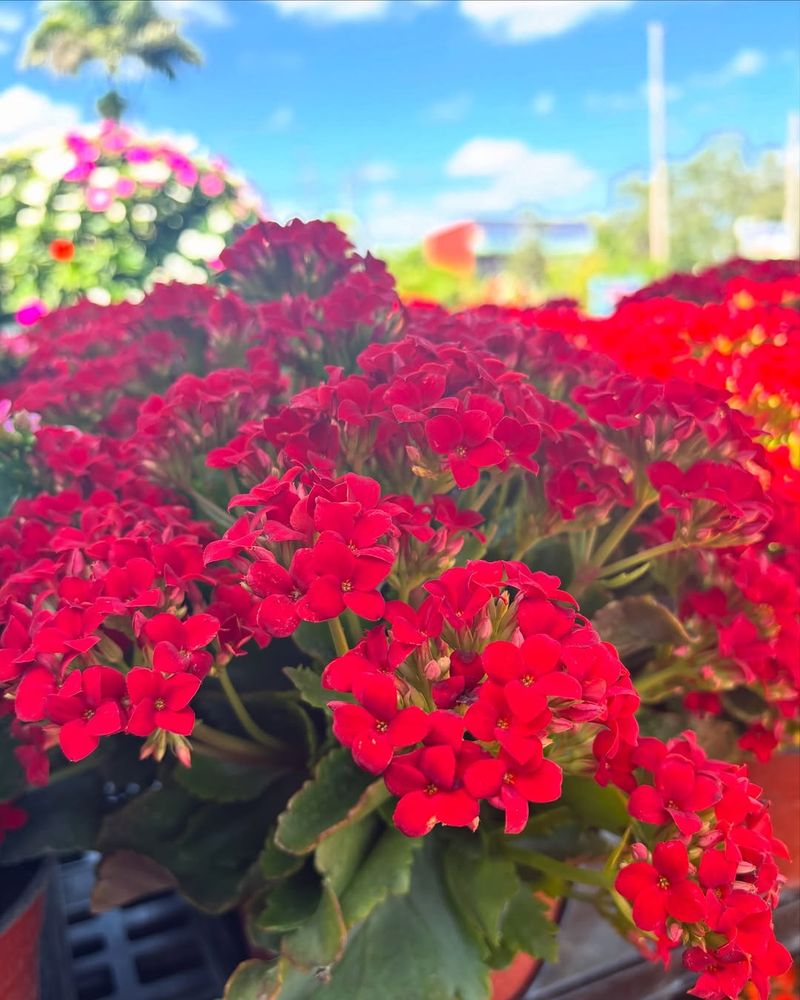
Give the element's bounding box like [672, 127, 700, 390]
[41, 854, 245, 1000]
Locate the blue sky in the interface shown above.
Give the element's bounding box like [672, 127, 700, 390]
[0, 0, 798, 247]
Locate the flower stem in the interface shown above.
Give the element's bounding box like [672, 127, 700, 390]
[328, 616, 350, 658]
[635, 662, 693, 701]
[188, 488, 235, 529]
[504, 847, 612, 888]
[192, 722, 277, 764]
[217, 668, 291, 753]
[590, 498, 653, 569]
[595, 540, 685, 580]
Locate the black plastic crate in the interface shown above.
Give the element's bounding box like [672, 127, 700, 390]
[41, 854, 245, 1000]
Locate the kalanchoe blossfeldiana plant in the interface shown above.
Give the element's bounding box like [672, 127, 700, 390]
[0, 221, 795, 1000]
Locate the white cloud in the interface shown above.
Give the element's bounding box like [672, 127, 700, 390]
[458, 0, 632, 43]
[265, 0, 389, 23]
[356, 161, 396, 183]
[0, 85, 79, 151]
[689, 48, 766, 88]
[424, 93, 472, 123]
[0, 9, 23, 34]
[265, 105, 295, 131]
[155, 0, 230, 26]
[442, 137, 596, 214]
[531, 91, 555, 115]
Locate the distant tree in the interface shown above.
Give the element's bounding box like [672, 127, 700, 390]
[594, 135, 785, 271]
[23, 0, 201, 119]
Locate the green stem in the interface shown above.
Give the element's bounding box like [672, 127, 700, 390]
[590, 498, 652, 569]
[328, 616, 350, 658]
[188, 488, 235, 529]
[217, 668, 291, 753]
[45, 757, 100, 785]
[595, 540, 685, 580]
[505, 848, 612, 888]
[635, 662, 693, 700]
[474, 476, 500, 512]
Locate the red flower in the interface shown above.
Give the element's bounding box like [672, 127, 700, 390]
[0, 802, 26, 844]
[464, 681, 551, 764]
[305, 539, 390, 620]
[482, 637, 581, 719]
[125, 667, 201, 737]
[683, 945, 750, 1000]
[628, 750, 720, 835]
[464, 745, 563, 833]
[143, 612, 219, 677]
[249, 551, 314, 637]
[49, 239, 75, 262]
[615, 840, 706, 930]
[46, 666, 126, 761]
[329, 673, 429, 773]
[384, 744, 480, 836]
[425, 408, 504, 488]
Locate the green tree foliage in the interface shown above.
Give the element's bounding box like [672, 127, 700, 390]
[595, 135, 785, 272]
[23, 0, 202, 119]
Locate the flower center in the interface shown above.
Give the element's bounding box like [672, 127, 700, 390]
[290, 589, 301, 601]
[658, 876, 670, 890]
[503, 772, 515, 784]
[521, 674, 533, 687]
[83, 709, 95, 721]
[454, 446, 467, 457]
[667, 799, 678, 809]
[425, 783, 438, 796]
[375, 721, 388, 733]
[341, 580, 353, 592]
[155, 698, 166, 711]
[496, 717, 510, 730]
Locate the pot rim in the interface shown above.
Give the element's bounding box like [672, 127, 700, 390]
[0, 857, 52, 937]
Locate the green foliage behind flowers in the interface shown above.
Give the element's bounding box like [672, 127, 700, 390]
[0, 119, 260, 325]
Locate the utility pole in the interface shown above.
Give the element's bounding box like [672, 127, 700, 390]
[647, 21, 670, 264]
[785, 111, 800, 259]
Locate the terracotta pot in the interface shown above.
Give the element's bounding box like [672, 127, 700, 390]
[747, 752, 800, 888]
[0, 859, 50, 1000]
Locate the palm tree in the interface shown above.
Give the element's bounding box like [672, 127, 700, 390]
[23, 0, 202, 119]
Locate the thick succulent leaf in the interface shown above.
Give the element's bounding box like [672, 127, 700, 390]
[443, 841, 520, 956]
[592, 596, 689, 660]
[500, 890, 558, 964]
[561, 774, 629, 833]
[282, 882, 347, 970]
[224, 959, 284, 1000]
[339, 826, 419, 927]
[275, 749, 388, 856]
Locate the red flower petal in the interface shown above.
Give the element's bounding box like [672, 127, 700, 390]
[632, 887, 668, 930]
[155, 707, 195, 736]
[615, 862, 658, 901]
[426, 414, 462, 454]
[352, 731, 393, 774]
[387, 706, 430, 748]
[500, 785, 530, 835]
[393, 789, 437, 837]
[653, 840, 689, 882]
[628, 784, 669, 825]
[344, 588, 385, 621]
[421, 744, 457, 789]
[330, 703, 374, 745]
[666, 880, 706, 924]
[163, 673, 200, 711]
[482, 641, 522, 684]
[59, 719, 99, 762]
[514, 758, 563, 803]
[464, 757, 505, 798]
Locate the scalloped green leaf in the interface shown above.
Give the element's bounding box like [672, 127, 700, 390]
[339, 826, 419, 927]
[282, 882, 347, 970]
[275, 749, 388, 856]
[224, 959, 284, 1000]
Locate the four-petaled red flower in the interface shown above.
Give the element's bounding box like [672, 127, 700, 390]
[615, 840, 707, 930]
[125, 668, 201, 737]
[464, 745, 563, 834]
[385, 744, 480, 837]
[329, 673, 429, 773]
[46, 665, 126, 761]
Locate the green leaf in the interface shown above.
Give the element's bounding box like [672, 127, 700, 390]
[500, 891, 558, 964]
[284, 666, 354, 709]
[592, 596, 690, 660]
[275, 749, 388, 856]
[443, 843, 520, 956]
[97, 778, 299, 913]
[224, 959, 284, 1000]
[314, 815, 377, 896]
[561, 774, 629, 833]
[265, 843, 489, 1000]
[258, 865, 322, 933]
[260, 834, 305, 879]
[282, 882, 347, 970]
[339, 827, 419, 927]
[173, 753, 287, 803]
[292, 621, 336, 665]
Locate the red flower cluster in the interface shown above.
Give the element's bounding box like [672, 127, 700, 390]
[323, 560, 638, 836]
[616, 732, 791, 1000]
